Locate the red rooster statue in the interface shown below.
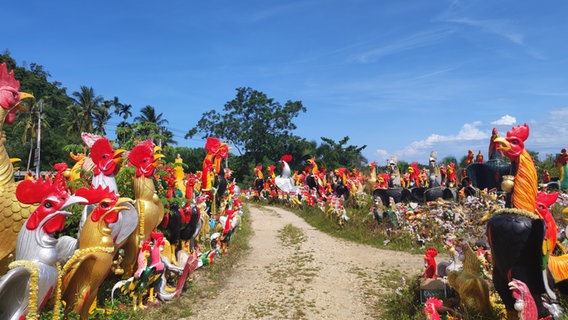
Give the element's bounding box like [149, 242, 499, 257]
[509, 278, 539, 320]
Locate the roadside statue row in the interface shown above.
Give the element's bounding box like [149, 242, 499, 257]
[415, 125, 568, 320]
[247, 120, 568, 319]
[0, 62, 241, 319]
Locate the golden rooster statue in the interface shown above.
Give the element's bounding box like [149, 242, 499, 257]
[0, 62, 36, 273]
[121, 140, 165, 277]
[447, 243, 491, 317]
[59, 186, 134, 319]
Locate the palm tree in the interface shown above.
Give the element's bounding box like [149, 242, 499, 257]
[93, 104, 112, 135]
[118, 104, 133, 120]
[68, 86, 104, 135]
[134, 105, 170, 147]
[134, 105, 169, 126]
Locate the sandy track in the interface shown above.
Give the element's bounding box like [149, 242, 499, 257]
[183, 205, 425, 319]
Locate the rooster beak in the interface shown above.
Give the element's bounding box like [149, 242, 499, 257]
[16, 92, 34, 111]
[112, 197, 135, 212]
[113, 149, 126, 164]
[153, 152, 165, 167]
[10, 158, 21, 164]
[493, 136, 510, 152]
[61, 195, 89, 212]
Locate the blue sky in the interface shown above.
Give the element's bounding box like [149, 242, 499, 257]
[3, 1, 568, 165]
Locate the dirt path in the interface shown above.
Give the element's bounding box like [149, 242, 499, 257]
[183, 205, 426, 319]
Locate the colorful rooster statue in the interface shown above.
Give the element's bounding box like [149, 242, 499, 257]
[121, 140, 165, 277]
[201, 137, 230, 213]
[486, 124, 564, 319]
[0, 63, 36, 273]
[551, 148, 568, 191]
[423, 247, 438, 279]
[509, 278, 538, 320]
[274, 154, 300, 194]
[59, 186, 134, 319]
[0, 163, 87, 319]
[466, 128, 511, 191]
[253, 165, 264, 197]
[112, 232, 165, 311]
[424, 297, 443, 320]
[57, 134, 138, 271]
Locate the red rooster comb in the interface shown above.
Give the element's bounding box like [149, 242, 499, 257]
[281, 154, 292, 163]
[0, 63, 20, 92]
[425, 247, 438, 258]
[74, 186, 116, 205]
[90, 138, 114, 161]
[205, 137, 220, 154]
[128, 140, 154, 162]
[507, 123, 529, 142]
[16, 163, 69, 204]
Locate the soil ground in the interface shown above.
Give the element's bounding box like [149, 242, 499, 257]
[181, 205, 426, 320]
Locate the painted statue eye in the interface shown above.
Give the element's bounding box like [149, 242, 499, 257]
[44, 201, 52, 208]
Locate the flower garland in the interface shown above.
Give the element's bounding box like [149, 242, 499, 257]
[8, 260, 39, 320]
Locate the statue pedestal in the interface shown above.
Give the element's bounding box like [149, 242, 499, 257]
[419, 278, 454, 303]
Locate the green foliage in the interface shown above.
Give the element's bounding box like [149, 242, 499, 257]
[116, 165, 135, 199]
[186, 87, 310, 182]
[318, 136, 367, 168]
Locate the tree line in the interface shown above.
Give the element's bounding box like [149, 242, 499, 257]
[1, 51, 369, 188]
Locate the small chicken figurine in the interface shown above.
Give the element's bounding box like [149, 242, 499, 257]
[509, 279, 538, 320]
[121, 140, 165, 277]
[423, 247, 438, 279]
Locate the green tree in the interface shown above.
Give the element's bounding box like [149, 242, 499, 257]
[317, 136, 367, 169]
[186, 87, 307, 180]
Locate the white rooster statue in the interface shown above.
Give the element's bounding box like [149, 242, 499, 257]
[274, 154, 300, 194]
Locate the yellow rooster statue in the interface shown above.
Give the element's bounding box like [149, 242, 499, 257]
[0, 62, 36, 273]
[121, 140, 165, 277]
[447, 243, 491, 317]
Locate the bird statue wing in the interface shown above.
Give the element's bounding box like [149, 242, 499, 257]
[462, 244, 481, 275]
[0, 266, 34, 318]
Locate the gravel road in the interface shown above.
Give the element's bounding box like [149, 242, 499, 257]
[182, 205, 425, 319]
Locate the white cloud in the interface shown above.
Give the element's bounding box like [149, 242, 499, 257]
[446, 18, 524, 45]
[375, 149, 390, 164]
[491, 115, 516, 126]
[348, 28, 455, 64]
[380, 122, 491, 162]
